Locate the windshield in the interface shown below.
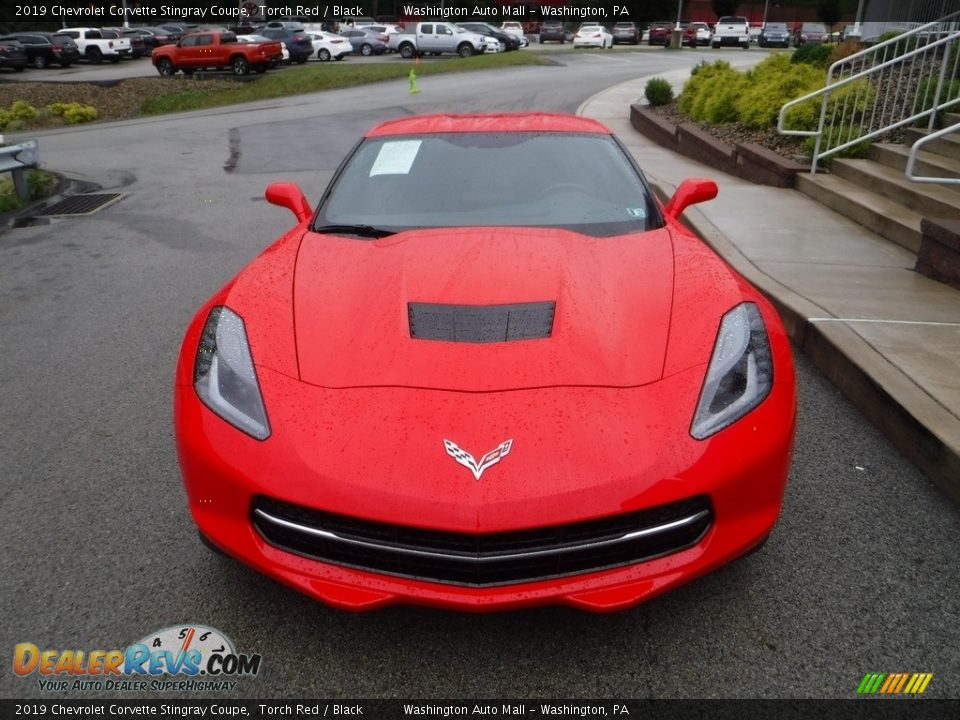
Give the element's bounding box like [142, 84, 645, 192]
[314, 133, 661, 237]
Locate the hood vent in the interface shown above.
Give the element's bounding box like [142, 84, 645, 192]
[408, 302, 556, 343]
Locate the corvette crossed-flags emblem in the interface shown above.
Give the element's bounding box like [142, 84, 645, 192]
[443, 439, 513, 480]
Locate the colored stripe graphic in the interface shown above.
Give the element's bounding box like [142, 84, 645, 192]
[860, 673, 886, 694]
[857, 673, 932, 694]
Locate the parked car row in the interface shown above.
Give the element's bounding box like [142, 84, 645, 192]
[0, 22, 193, 71]
[644, 18, 834, 48]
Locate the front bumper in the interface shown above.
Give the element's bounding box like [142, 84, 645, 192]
[175, 350, 795, 611]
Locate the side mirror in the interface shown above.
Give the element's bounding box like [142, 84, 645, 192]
[175, 40, 182, 47]
[663, 178, 718, 220]
[265, 182, 312, 223]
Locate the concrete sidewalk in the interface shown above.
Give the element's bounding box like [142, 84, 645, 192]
[579, 75, 960, 503]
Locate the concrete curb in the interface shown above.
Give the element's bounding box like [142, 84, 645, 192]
[674, 189, 960, 505]
[578, 74, 960, 505]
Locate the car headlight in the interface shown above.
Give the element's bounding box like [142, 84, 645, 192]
[690, 302, 773, 440]
[194, 306, 270, 440]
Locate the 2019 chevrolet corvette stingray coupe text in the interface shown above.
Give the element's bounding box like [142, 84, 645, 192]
[174, 113, 796, 612]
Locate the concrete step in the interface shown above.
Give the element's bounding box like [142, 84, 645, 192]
[870, 143, 960, 187]
[942, 111, 960, 126]
[795, 172, 923, 254]
[905, 127, 960, 161]
[831, 158, 960, 219]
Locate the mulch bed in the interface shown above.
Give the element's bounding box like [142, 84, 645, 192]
[649, 99, 809, 162]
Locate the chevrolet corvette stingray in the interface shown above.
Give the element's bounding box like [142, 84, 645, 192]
[174, 113, 796, 612]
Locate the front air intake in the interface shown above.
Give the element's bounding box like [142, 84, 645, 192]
[408, 301, 556, 343]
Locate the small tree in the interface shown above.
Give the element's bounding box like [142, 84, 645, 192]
[711, 0, 740, 18]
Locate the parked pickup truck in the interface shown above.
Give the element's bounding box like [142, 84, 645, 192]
[711, 16, 751, 48]
[396, 22, 487, 59]
[151, 31, 283, 76]
[60, 27, 131, 64]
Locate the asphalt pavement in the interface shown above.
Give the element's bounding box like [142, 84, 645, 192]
[1, 49, 958, 700]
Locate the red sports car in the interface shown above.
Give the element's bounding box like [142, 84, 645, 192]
[174, 113, 796, 612]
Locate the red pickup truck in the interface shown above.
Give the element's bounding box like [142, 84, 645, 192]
[151, 31, 282, 76]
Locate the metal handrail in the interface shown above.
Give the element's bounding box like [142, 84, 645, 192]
[777, 10, 960, 175]
[906, 119, 960, 183]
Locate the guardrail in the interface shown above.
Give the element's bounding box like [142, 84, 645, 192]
[906, 119, 960, 183]
[0, 140, 40, 202]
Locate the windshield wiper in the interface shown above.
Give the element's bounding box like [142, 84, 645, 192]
[313, 224, 395, 238]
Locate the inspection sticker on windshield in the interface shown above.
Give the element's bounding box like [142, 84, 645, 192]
[370, 140, 422, 177]
[627, 207, 647, 219]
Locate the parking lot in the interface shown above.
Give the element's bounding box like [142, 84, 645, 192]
[0, 33, 779, 83]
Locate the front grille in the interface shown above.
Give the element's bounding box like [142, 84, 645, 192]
[252, 495, 712, 587]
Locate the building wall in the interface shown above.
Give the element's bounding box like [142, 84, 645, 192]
[682, 1, 853, 25]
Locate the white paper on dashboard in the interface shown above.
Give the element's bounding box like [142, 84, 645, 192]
[369, 140, 422, 176]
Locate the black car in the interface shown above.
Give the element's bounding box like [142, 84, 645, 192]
[539, 20, 567, 43]
[259, 26, 314, 63]
[758, 22, 791, 48]
[612, 22, 640, 44]
[0, 39, 27, 72]
[457, 22, 521, 50]
[0, 32, 79, 69]
[158, 24, 196, 39]
[126, 27, 178, 49]
[102, 28, 146, 58]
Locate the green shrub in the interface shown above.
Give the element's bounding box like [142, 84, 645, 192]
[26, 169, 56, 200]
[689, 59, 710, 76]
[912, 77, 960, 117]
[0, 109, 11, 130]
[62, 104, 98, 124]
[804, 124, 871, 162]
[47, 101, 98, 124]
[644, 78, 674, 106]
[679, 60, 739, 121]
[877, 29, 918, 55]
[737, 62, 823, 128]
[703, 75, 749, 123]
[783, 98, 821, 132]
[825, 79, 876, 118]
[9, 101, 38, 121]
[792, 42, 832, 68]
[0, 169, 56, 214]
[747, 53, 793, 81]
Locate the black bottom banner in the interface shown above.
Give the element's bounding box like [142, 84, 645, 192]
[3, 700, 960, 720]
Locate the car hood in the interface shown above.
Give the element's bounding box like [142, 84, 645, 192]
[293, 226, 675, 391]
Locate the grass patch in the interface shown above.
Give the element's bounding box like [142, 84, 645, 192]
[142, 52, 546, 115]
[0, 169, 57, 213]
